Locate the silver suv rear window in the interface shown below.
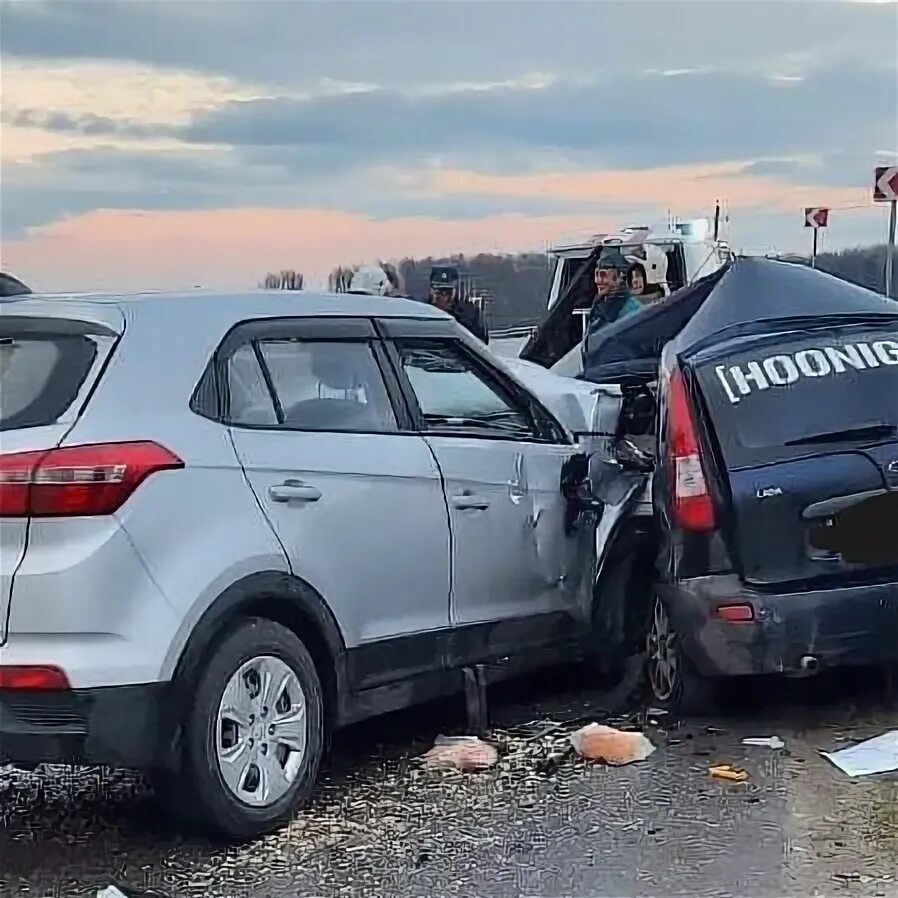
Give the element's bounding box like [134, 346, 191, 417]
[0, 330, 106, 431]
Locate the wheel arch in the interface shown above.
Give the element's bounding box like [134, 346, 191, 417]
[592, 518, 658, 654]
[163, 571, 348, 763]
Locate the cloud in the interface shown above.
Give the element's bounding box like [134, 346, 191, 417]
[181, 64, 895, 172]
[424, 161, 878, 230]
[0, 207, 614, 292]
[2, 0, 894, 289]
[3, 200, 887, 295]
[9, 62, 895, 179]
[0, 58, 265, 124]
[741, 159, 811, 177]
[3, 107, 169, 139]
[3, 0, 895, 88]
[1, 146, 241, 235]
[3, 54, 890, 240]
[0, 143, 607, 239]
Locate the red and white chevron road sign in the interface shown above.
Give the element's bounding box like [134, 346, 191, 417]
[804, 207, 829, 228]
[874, 166, 898, 202]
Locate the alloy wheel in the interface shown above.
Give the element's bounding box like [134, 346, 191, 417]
[647, 594, 679, 702]
[216, 655, 308, 807]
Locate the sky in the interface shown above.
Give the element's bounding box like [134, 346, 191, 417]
[1, 0, 897, 292]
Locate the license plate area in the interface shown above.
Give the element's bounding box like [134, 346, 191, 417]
[808, 492, 898, 566]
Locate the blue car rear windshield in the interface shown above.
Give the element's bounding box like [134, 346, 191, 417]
[693, 326, 898, 464]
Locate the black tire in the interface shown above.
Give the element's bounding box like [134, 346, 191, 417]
[645, 593, 719, 716]
[587, 530, 653, 690]
[157, 617, 325, 841]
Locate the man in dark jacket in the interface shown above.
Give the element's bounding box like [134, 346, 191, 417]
[582, 246, 642, 361]
[429, 266, 489, 343]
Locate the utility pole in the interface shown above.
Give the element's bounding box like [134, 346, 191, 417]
[887, 198, 897, 299]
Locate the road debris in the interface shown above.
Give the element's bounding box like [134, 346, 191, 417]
[833, 871, 875, 885]
[419, 735, 499, 771]
[569, 723, 656, 765]
[708, 764, 749, 782]
[96, 886, 171, 898]
[821, 729, 898, 777]
[742, 736, 785, 749]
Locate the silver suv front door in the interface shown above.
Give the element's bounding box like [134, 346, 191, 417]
[391, 338, 593, 634]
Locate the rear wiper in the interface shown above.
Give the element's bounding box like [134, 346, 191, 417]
[785, 424, 897, 447]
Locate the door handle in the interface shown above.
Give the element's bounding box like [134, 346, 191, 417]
[268, 480, 322, 503]
[451, 492, 490, 511]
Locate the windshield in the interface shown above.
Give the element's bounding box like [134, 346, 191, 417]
[694, 326, 898, 465]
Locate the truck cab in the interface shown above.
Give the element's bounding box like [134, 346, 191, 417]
[520, 221, 734, 374]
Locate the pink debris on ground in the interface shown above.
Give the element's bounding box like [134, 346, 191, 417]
[420, 735, 499, 772]
[570, 723, 656, 766]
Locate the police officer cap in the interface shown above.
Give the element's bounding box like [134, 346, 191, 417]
[596, 246, 630, 273]
[430, 266, 460, 287]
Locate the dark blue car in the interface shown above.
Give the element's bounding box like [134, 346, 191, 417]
[580, 258, 898, 712]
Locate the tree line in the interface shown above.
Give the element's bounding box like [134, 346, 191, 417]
[262, 269, 305, 290]
[394, 253, 552, 328]
[815, 244, 891, 294]
[260, 244, 892, 328]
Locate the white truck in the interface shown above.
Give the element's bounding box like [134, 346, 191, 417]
[515, 220, 734, 375]
[500, 221, 733, 622]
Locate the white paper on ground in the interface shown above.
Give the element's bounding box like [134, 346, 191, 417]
[821, 730, 898, 777]
[742, 736, 785, 749]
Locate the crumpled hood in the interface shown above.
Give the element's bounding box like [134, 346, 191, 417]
[499, 357, 604, 437]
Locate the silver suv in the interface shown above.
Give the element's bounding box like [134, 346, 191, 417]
[0, 290, 613, 839]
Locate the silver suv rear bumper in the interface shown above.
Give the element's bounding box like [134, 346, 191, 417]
[0, 683, 169, 769]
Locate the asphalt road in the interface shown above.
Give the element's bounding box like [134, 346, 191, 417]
[3, 667, 898, 898]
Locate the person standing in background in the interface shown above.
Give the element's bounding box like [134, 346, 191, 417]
[429, 266, 489, 343]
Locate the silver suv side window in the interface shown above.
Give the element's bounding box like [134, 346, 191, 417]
[397, 341, 537, 440]
[235, 339, 398, 433]
[227, 344, 279, 426]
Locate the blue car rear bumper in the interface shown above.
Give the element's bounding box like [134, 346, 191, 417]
[659, 574, 898, 677]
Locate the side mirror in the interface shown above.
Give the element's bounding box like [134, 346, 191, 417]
[615, 438, 655, 473]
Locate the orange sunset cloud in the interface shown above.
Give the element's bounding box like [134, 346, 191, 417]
[3, 158, 871, 293]
[427, 160, 867, 212]
[1, 207, 613, 293]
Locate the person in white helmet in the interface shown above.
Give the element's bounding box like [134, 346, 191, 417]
[626, 244, 670, 302]
[346, 263, 401, 297]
